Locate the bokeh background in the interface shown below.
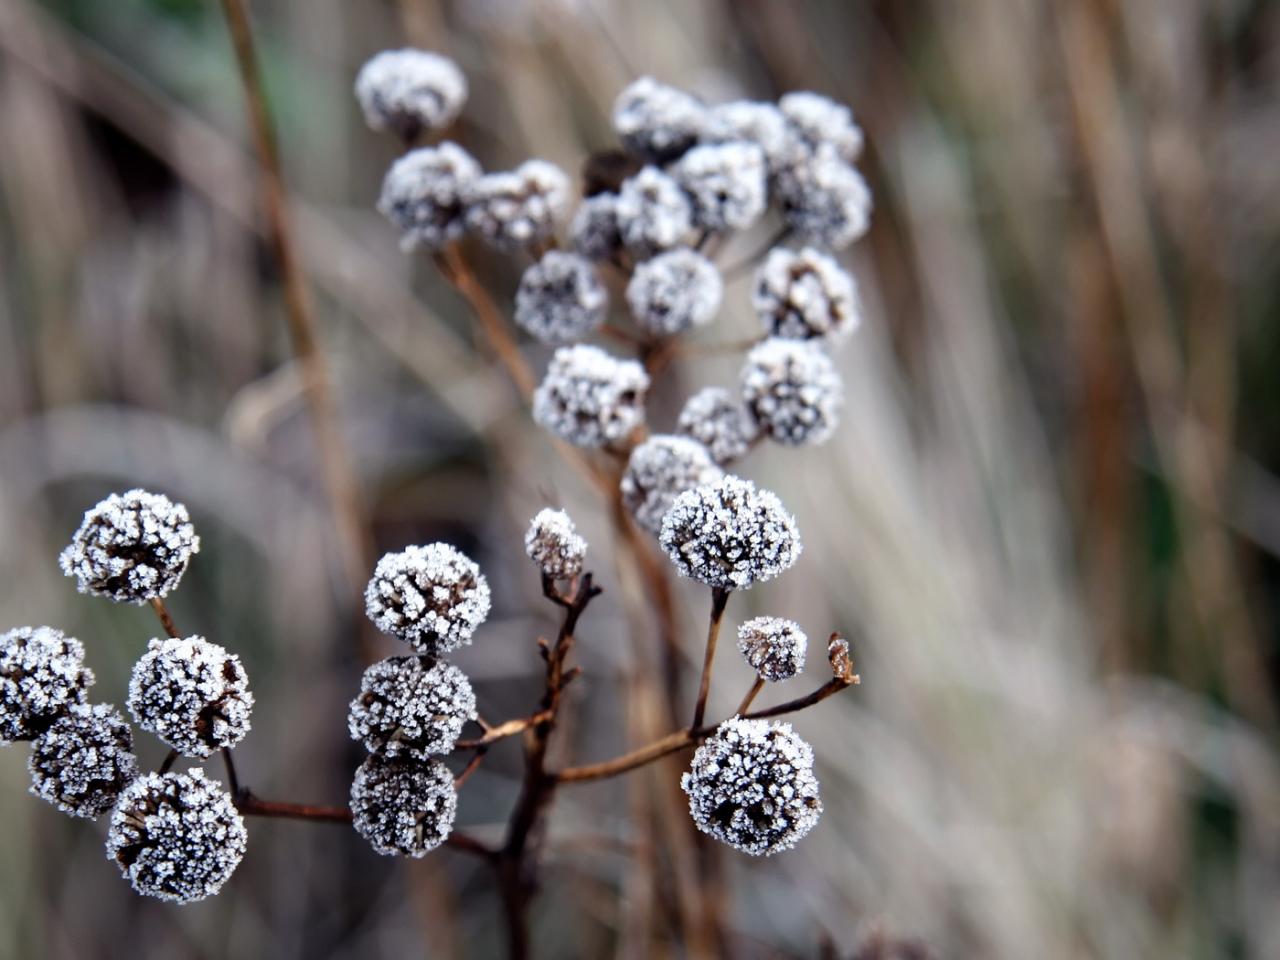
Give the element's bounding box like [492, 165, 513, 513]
[1, 0, 1278, 957]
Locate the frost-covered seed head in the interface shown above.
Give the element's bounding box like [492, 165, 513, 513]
[615, 166, 693, 259]
[779, 91, 864, 164]
[673, 142, 768, 232]
[659, 476, 801, 590]
[365, 544, 491, 656]
[59, 489, 199, 604]
[753, 246, 860, 342]
[350, 755, 457, 858]
[465, 160, 571, 250]
[736, 617, 807, 682]
[701, 100, 793, 173]
[621, 436, 723, 534]
[349, 657, 476, 760]
[514, 252, 607, 344]
[570, 193, 623, 262]
[127, 636, 253, 758]
[626, 248, 723, 336]
[378, 143, 482, 251]
[107, 770, 247, 904]
[29, 703, 138, 818]
[0, 626, 94, 743]
[612, 76, 706, 162]
[775, 145, 872, 250]
[681, 716, 822, 856]
[532, 345, 650, 449]
[741, 338, 843, 446]
[676, 386, 761, 466]
[524, 509, 587, 580]
[354, 49, 467, 140]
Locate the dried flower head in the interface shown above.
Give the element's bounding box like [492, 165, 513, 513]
[626, 248, 723, 336]
[659, 476, 801, 590]
[775, 144, 872, 250]
[736, 617, 808, 682]
[365, 544, 491, 656]
[514, 251, 608, 344]
[779, 91, 864, 164]
[465, 159, 571, 250]
[673, 142, 768, 232]
[753, 246, 860, 342]
[350, 755, 457, 858]
[612, 76, 705, 161]
[741, 338, 843, 446]
[570, 193, 622, 262]
[127, 636, 253, 758]
[59, 489, 199, 604]
[29, 703, 138, 818]
[615, 166, 693, 259]
[621, 435, 724, 534]
[524, 508, 587, 580]
[676, 386, 761, 467]
[354, 49, 468, 140]
[0, 626, 94, 743]
[701, 100, 792, 173]
[378, 143, 482, 251]
[532, 345, 650, 449]
[349, 657, 476, 760]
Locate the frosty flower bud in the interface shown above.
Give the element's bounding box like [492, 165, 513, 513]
[532, 345, 650, 449]
[616, 166, 693, 259]
[612, 76, 705, 162]
[354, 49, 468, 140]
[365, 544, 491, 655]
[676, 386, 761, 466]
[775, 145, 872, 250]
[681, 716, 822, 856]
[736, 617, 807, 682]
[0, 626, 94, 743]
[378, 143, 482, 251]
[741, 338, 843, 446]
[349, 657, 477, 760]
[673, 142, 768, 232]
[701, 100, 792, 173]
[570, 193, 622, 262]
[465, 159, 571, 251]
[59, 489, 199, 604]
[106, 769, 247, 904]
[29, 703, 138, 818]
[524, 508, 587, 580]
[753, 246, 860, 342]
[659, 476, 801, 591]
[514, 251, 608, 344]
[127, 636, 253, 758]
[779, 91, 864, 164]
[626, 248, 722, 336]
[350, 755, 457, 858]
[621, 435, 723, 534]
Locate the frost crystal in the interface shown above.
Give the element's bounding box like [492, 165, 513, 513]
[465, 159, 571, 250]
[107, 769, 246, 904]
[29, 703, 138, 818]
[676, 386, 760, 466]
[659, 476, 801, 590]
[736, 617, 807, 682]
[673, 142, 768, 232]
[351, 755, 457, 858]
[775, 144, 871, 250]
[741, 338, 843, 446]
[379, 143, 482, 251]
[626, 248, 723, 336]
[0, 626, 94, 743]
[532, 345, 650, 449]
[128, 636, 253, 758]
[349, 657, 476, 760]
[621, 435, 723, 535]
[701, 100, 793, 173]
[354, 49, 467, 140]
[753, 246, 860, 342]
[59, 489, 199, 604]
[524, 508, 587, 580]
[365, 544, 491, 655]
[779, 91, 864, 164]
[612, 76, 705, 161]
[515, 251, 607, 344]
[681, 716, 822, 856]
[570, 193, 622, 262]
[615, 166, 693, 259]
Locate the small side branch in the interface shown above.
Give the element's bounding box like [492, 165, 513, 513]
[148, 598, 181, 639]
[691, 587, 731, 730]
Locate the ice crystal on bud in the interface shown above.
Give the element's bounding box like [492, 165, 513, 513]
[775, 145, 872, 250]
[532, 345, 650, 449]
[742, 338, 843, 446]
[779, 91, 864, 164]
[681, 716, 822, 856]
[612, 76, 705, 162]
[676, 386, 760, 466]
[524, 509, 587, 580]
[616, 166, 693, 259]
[349, 657, 476, 760]
[626, 248, 722, 335]
[465, 159, 571, 250]
[351, 755, 457, 858]
[673, 142, 768, 232]
[365, 544, 491, 656]
[515, 251, 607, 344]
[737, 617, 807, 682]
[378, 143, 482, 251]
[702, 100, 792, 173]
[621, 436, 723, 534]
[0, 626, 94, 743]
[354, 49, 467, 139]
[570, 193, 622, 262]
[29, 703, 138, 818]
[754, 246, 860, 342]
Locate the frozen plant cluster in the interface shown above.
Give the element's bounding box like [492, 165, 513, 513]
[348, 657, 477, 760]
[626, 248, 723, 336]
[533, 345, 650, 449]
[28, 703, 138, 818]
[515, 251, 608, 344]
[741, 338, 843, 446]
[350, 755, 458, 858]
[676, 387, 760, 467]
[355, 49, 468, 140]
[524, 508, 587, 581]
[621, 435, 723, 535]
[737, 617, 808, 682]
[0, 626, 94, 742]
[378, 143, 481, 251]
[364, 542, 492, 656]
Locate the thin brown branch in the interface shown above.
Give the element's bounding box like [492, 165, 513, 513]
[691, 588, 730, 730]
[455, 711, 554, 750]
[157, 749, 179, 775]
[221, 747, 241, 797]
[148, 598, 181, 639]
[454, 748, 488, 789]
[735, 677, 766, 716]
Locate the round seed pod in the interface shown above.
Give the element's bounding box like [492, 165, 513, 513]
[378, 143, 482, 251]
[348, 657, 477, 760]
[364, 544, 491, 656]
[354, 49, 467, 140]
[779, 90, 864, 164]
[736, 617, 807, 682]
[740, 338, 843, 446]
[465, 159, 571, 251]
[612, 76, 705, 162]
[350, 755, 457, 858]
[29, 702, 138, 818]
[753, 246, 860, 343]
[514, 251, 608, 344]
[524, 508, 587, 581]
[775, 145, 872, 251]
[620, 435, 723, 534]
[675, 387, 760, 467]
[672, 142, 768, 233]
[570, 193, 623, 262]
[532, 345, 650, 449]
[701, 100, 793, 174]
[626, 248, 722, 336]
[615, 166, 693, 259]
[0, 626, 95, 743]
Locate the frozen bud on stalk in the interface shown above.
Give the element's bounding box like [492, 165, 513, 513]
[616, 166, 693, 259]
[533, 345, 650, 449]
[702, 101, 792, 173]
[779, 91, 864, 163]
[612, 76, 705, 162]
[753, 246, 860, 343]
[673, 142, 768, 232]
[776, 145, 871, 251]
[659, 476, 801, 591]
[676, 386, 760, 466]
[465, 159, 570, 251]
[626, 248, 722, 336]
[351, 755, 457, 858]
[107, 770, 247, 904]
[741, 338, 843, 446]
[524, 508, 587, 580]
[378, 143, 481, 251]
[0, 626, 94, 743]
[737, 617, 807, 682]
[515, 251, 607, 344]
[128, 636, 253, 758]
[354, 49, 467, 139]
[681, 717, 822, 856]
[570, 193, 622, 262]
[29, 703, 138, 818]
[60, 489, 199, 604]
[621, 435, 723, 535]
[349, 657, 476, 760]
[365, 544, 491, 656]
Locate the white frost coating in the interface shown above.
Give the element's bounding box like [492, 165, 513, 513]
[676, 386, 760, 467]
[106, 769, 247, 904]
[354, 49, 468, 138]
[570, 193, 622, 261]
[378, 143, 482, 251]
[753, 246, 860, 343]
[127, 636, 253, 758]
[658, 476, 801, 590]
[736, 617, 807, 682]
[59, 489, 199, 604]
[775, 144, 872, 251]
[673, 142, 768, 232]
[701, 100, 793, 173]
[29, 702, 138, 818]
[615, 166, 693, 259]
[351, 755, 457, 858]
[514, 251, 607, 344]
[465, 159, 571, 250]
[612, 76, 705, 161]
[349, 657, 476, 760]
[524, 508, 587, 580]
[626, 248, 723, 335]
[778, 91, 864, 164]
[741, 338, 843, 446]
[620, 435, 723, 535]
[681, 716, 822, 856]
[532, 345, 650, 449]
[365, 544, 491, 655]
[0, 626, 94, 743]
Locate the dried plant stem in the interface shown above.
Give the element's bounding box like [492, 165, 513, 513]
[157, 749, 179, 775]
[221, 747, 242, 797]
[455, 711, 553, 750]
[148, 598, 180, 640]
[736, 677, 765, 715]
[453, 749, 488, 788]
[691, 588, 730, 730]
